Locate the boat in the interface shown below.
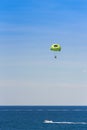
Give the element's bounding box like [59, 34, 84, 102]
[44, 120, 53, 123]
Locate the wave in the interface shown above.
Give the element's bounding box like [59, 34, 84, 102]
[47, 109, 87, 112]
[44, 120, 87, 125]
[47, 109, 69, 111]
[0, 109, 83, 111]
[0, 107, 87, 112]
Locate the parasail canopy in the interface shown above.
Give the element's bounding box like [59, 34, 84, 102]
[50, 44, 61, 51]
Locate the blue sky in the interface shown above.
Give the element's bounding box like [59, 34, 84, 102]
[0, 0, 87, 105]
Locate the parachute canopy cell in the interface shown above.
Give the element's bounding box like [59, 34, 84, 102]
[50, 44, 61, 51]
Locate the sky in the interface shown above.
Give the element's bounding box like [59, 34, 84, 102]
[0, 0, 87, 105]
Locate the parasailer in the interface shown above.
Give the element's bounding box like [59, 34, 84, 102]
[50, 44, 61, 59]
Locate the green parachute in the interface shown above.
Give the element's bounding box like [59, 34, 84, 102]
[50, 44, 61, 59]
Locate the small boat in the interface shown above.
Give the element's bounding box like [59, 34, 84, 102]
[44, 120, 53, 123]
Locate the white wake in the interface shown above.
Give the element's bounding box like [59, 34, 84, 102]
[44, 120, 87, 125]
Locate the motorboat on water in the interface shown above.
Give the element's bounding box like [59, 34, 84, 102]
[44, 120, 53, 123]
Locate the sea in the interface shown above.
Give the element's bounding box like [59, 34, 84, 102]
[0, 106, 87, 130]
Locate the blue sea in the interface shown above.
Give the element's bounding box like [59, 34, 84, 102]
[0, 106, 87, 130]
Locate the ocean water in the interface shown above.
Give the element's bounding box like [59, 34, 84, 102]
[0, 106, 87, 130]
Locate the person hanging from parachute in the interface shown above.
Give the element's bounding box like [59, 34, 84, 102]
[50, 44, 61, 59]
